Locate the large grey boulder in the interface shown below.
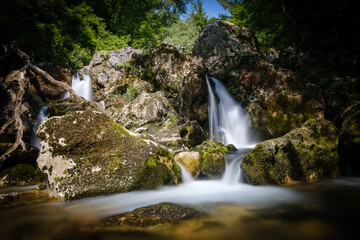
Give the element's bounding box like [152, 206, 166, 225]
[37, 110, 181, 200]
[193, 20, 259, 79]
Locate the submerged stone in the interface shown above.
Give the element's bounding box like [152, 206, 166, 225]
[36, 111, 181, 200]
[99, 202, 204, 228]
[242, 119, 340, 185]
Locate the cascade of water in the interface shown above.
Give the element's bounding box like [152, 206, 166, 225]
[71, 73, 93, 100]
[206, 77, 253, 148]
[175, 161, 194, 183]
[206, 77, 257, 184]
[30, 106, 49, 149]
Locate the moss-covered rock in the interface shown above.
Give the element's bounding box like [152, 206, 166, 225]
[0, 164, 46, 186]
[227, 58, 325, 140]
[36, 110, 181, 200]
[337, 102, 360, 174]
[99, 202, 204, 229]
[242, 119, 340, 185]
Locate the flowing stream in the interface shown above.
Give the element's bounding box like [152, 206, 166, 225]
[71, 73, 93, 101]
[30, 106, 49, 149]
[1, 77, 359, 239]
[40, 76, 299, 216]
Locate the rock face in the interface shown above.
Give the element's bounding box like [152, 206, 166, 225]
[175, 140, 230, 179]
[82, 44, 206, 150]
[100, 202, 204, 228]
[37, 111, 181, 200]
[337, 102, 360, 174]
[193, 20, 259, 79]
[242, 119, 340, 185]
[228, 58, 325, 139]
[138, 43, 208, 122]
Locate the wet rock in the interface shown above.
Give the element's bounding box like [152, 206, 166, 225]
[193, 20, 259, 79]
[99, 202, 204, 228]
[37, 111, 181, 200]
[194, 140, 230, 178]
[242, 119, 340, 185]
[337, 102, 360, 174]
[175, 151, 200, 177]
[176, 140, 232, 179]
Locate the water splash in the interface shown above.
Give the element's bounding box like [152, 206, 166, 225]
[30, 106, 48, 149]
[71, 73, 93, 100]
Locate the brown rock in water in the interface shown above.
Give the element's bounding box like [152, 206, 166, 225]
[242, 119, 340, 185]
[100, 202, 204, 228]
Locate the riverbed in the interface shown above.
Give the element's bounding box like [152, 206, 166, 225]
[1, 178, 359, 240]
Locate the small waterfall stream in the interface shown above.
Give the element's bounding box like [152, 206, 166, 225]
[206, 77, 257, 184]
[71, 73, 93, 100]
[30, 106, 49, 149]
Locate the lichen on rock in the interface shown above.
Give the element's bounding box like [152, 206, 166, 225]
[242, 119, 340, 185]
[36, 110, 181, 200]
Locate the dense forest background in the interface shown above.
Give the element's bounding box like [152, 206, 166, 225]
[0, 0, 359, 73]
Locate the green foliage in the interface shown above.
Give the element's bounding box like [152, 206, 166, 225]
[0, 0, 130, 69]
[188, 0, 208, 31]
[123, 85, 142, 102]
[161, 20, 200, 52]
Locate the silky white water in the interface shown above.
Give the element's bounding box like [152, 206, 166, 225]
[42, 76, 301, 218]
[206, 77, 255, 148]
[30, 106, 49, 149]
[71, 73, 93, 100]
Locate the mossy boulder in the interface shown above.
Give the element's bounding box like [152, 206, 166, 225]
[0, 164, 46, 186]
[175, 140, 230, 179]
[337, 102, 360, 174]
[242, 119, 340, 185]
[194, 141, 229, 178]
[227, 58, 324, 140]
[99, 202, 204, 229]
[36, 110, 181, 200]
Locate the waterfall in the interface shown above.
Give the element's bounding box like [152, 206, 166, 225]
[71, 73, 93, 100]
[207, 77, 253, 148]
[30, 106, 49, 149]
[206, 77, 257, 184]
[175, 161, 194, 183]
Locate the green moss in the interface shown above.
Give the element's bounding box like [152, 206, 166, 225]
[195, 141, 229, 177]
[130, 148, 181, 190]
[0, 164, 46, 185]
[110, 119, 130, 138]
